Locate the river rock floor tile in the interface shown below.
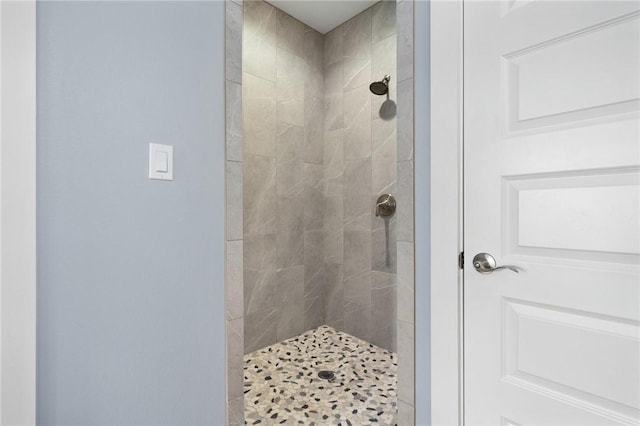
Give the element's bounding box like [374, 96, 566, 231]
[244, 325, 397, 425]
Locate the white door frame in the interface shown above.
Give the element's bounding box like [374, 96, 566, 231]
[0, 1, 37, 424]
[430, 1, 465, 425]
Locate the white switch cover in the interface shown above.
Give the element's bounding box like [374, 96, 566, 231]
[149, 143, 173, 180]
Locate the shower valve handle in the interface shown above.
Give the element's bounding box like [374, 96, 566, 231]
[375, 194, 396, 218]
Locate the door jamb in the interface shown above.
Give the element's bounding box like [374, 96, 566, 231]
[0, 1, 37, 423]
[430, 1, 464, 425]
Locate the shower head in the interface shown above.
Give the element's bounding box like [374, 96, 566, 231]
[369, 75, 390, 96]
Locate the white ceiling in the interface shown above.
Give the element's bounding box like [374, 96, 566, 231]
[266, 0, 379, 34]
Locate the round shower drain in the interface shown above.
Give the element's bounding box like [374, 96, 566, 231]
[317, 370, 335, 380]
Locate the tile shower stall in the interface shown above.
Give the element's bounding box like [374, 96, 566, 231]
[224, 0, 415, 424]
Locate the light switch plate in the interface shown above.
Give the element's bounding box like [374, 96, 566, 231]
[149, 143, 173, 180]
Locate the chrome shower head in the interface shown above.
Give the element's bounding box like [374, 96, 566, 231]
[369, 75, 390, 96]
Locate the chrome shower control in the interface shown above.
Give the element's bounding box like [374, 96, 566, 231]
[375, 194, 396, 218]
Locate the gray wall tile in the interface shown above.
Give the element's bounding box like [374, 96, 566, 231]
[243, 234, 277, 316]
[371, 271, 397, 351]
[324, 196, 343, 264]
[276, 123, 304, 197]
[226, 240, 244, 320]
[323, 25, 343, 67]
[324, 263, 344, 329]
[243, 73, 276, 156]
[243, 154, 276, 235]
[226, 81, 243, 162]
[277, 48, 305, 126]
[372, 216, 397, 273]
[396, 0, 414, 82]
[397, 241, 414, 324]
[227, 395, 244, 426]
[344, 159, 372, 231]
[226, 161, 243, 240]
[397, 160, 414, 242]
[225, 1, 243, 84]
[276, 195, 304, 269]
[304, 230, 324, 330]
[244, 308, 278, 353]
[397, 78, 414, 161]
[343, 9, 371, 61]
[372, 0, 397, 44]
[323, 129, 343, 197]
[243, 0, 276, 81]
[226, 317, 244, 399]
[276, 266, 305, 341]
[344, 85, 372, 160]
[304, 163, 324, 231]
[398, 319, 414, 404]
[276, 9, 304, 56]
[304, 95, 324, 164]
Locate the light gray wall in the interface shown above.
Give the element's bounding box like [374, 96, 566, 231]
[36, 2, 226, 424]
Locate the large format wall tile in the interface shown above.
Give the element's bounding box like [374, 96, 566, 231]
[324, 61, 344, 132]
[304, 163, 324, 232]
[397, 241, 414, 324]
[239, 0, 406, 374]
[397, 78, 414, 161]
[304, 230, 325, 330]
[277, 48, 305, 127]
[396, 0, 414, 83]
[371, 271, 397, 351]
[324, 263, 344, 329]
[243, 73, 276, 156]
[276, 123, 304, 197]
[372, 0, 397, 44]
[324, 25, 343, 67]
[276, 9, 304, 56]
[372, 216, 396, 273]
[226, 161, 243, 241]
[372, 118, 397, 195]
[226, 1, 242, 84]
[226, 81, 243, 162]
[342, 10, 372, 92]
[304, 95, 324, 164]
[243, 0, 276, 81]
[243, 154, 276, 235]
[344, 159, 372, 231]
[244, 233, 277, 316]
[276, 195, 304, 269]
[323, 196, 343, 265]
[343, 271, 371, 342]
[226, 317, 244, 399]
[344, 230, 372, 278]
[276, 266, 305, 341]
[397, 319, 415, 405]
[323, 129, 343, 197]
[226, 240, 244, 320]
[397, 160, 414, 242]
[244, 308, 278, 353]
[343, 9, 371, 63]
[344, 85, 372, 160]
[344, 56, 371, 92]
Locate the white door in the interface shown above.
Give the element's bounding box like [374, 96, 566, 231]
[464, 1, 640, 425]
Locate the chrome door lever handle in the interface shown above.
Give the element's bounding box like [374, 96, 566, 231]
[472, 253, 519, 274]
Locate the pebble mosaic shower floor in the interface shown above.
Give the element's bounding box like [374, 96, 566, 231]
[244, 325, 398, 425]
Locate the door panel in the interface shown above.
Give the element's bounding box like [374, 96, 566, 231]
[464, 1, 640, 425]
